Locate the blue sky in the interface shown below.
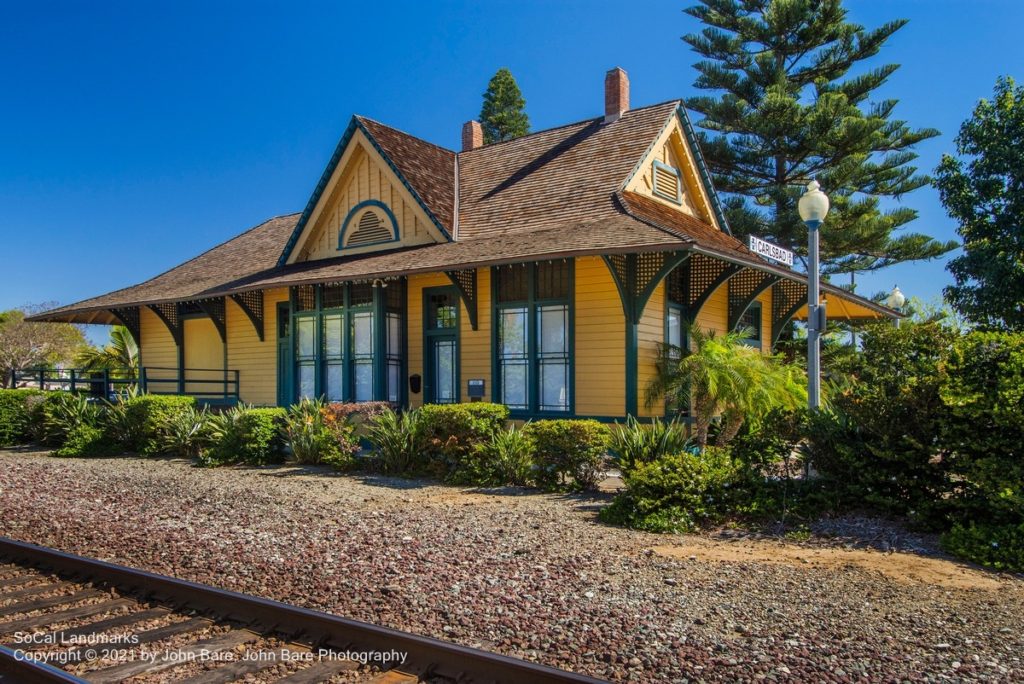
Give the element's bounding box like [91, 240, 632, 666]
[2, 0, 1020, 342]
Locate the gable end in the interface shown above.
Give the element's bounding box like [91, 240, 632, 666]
[278, 118, 452, 267]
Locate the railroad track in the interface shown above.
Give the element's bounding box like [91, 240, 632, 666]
[0, 537, 604, 683]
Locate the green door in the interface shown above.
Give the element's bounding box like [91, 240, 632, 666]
[423, 287, 459, 404]
[276, 302, 293, 407]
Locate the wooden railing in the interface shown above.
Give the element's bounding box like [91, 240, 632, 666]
[9, 367, 239, 403]
[9, 368, 136, 400]
[141, 367, 240, 403]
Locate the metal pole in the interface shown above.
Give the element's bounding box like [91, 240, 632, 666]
[807, 221, 821, 410]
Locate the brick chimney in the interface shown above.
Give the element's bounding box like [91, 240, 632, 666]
[604, 67, 629, 123]
[462, 120, 483, 151]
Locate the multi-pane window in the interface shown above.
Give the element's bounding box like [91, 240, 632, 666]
[495, 261, 572, 414]
[289, 282, 404, 404]
[735, 302, 762, 348]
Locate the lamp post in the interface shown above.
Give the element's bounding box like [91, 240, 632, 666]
[885, 285, 906, 328]
[797, 180, 830, 410]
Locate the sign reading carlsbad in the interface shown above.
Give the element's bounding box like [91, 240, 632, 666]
[748, 235, 794, 267]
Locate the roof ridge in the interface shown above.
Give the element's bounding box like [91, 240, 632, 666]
[458, 99, 683, 155]
[355, 115, 457, 155]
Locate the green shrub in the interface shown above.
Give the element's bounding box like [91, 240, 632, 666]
[468, 423, 535, 486]
[122, 395, 198, 455]
[283, 397, 359, 468]
[159, 405, 216, 459]
[808, 322, 957, 523]
[0, 389, 43, 446]
[419, 403, 510, 479]
[40, 393, 102, 447]
[609, 415, 692, 474]
[940, 332, 1024, 528]
[525, 419, 611, 491]
[942, 522, 1024, 573]
[202, 406, 287, 467]
[366, 408, 426, 475]
[55, 423, 118, 457]
[599, 447, 746, 532]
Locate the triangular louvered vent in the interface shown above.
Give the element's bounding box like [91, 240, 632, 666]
[347, 210, 393, 247]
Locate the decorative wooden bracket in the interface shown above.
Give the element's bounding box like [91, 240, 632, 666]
[196, 298, 227, 343]
[445, 269, 478, 330]
[728, 272, 780, 331]
[147, 303, 182, 346]
[770, 279, 808, 346]
[602, 251, 690, 324]
[108, 306, 141, 348]
[666, 253, 743, 322]
[230, 291, 265, 341]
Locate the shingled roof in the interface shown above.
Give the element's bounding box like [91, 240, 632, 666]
[30, 100, 897, 323]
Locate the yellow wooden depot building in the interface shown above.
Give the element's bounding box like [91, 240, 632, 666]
[33, 68, 895, 419]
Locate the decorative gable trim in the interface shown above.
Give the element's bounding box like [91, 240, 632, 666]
[338, 200, 399, 250]
[278, 117, 452, 267]
[675, 104, 732, 235]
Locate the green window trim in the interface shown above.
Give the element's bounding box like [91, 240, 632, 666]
[490, 261, 575, 418]
[735, 301, 763, 348]
[287, 281, 406, 405]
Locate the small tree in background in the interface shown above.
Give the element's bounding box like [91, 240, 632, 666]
[480, 68, 530, 144]
[0, 305, 86, 387]
[683, 0, 955, 275]
[935, 76, 1024, 331]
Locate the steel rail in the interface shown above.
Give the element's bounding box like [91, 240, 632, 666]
[0, 536, 605, 683]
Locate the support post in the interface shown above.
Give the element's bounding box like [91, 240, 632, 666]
[807, 224, 821, 410]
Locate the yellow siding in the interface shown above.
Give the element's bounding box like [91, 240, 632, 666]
[462, 268, 492, 403]
[636, 280, 665, 418]
[226, 288, 288, 405]
[695, 281, 729, 336]
[139, 306, 178, 376]
[183, 317, 224, 396]
[575, 256, 626, 417]
[291, 131, 445, 263]
[407, 272, 456, 409]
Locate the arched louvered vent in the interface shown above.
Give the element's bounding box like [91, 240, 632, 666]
[347, 210, 393, 247]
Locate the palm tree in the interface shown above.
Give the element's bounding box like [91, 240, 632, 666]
[74, 325, 139, 379]
[646, 325, 807, 447]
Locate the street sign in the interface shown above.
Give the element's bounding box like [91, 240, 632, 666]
[748, 235, 794, 267]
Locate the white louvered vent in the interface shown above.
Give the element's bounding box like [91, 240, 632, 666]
[346, 210, 393, 247]
[653, 162, 681, 203]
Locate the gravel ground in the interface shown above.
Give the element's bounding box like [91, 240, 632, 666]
[1, 448, 1021, 682]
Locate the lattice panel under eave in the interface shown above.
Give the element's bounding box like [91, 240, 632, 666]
[196, 297, 227, 343]
[109, 307, 141, 347]
[148, 302, 182, 345]
[728, 270, 779, 331]
[445, 269, 478, 330]
[231, 291, 265, 341]
[770, 279, 808, 344]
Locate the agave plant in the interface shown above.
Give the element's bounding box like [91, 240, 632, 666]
[610, 414, 692, 473]
[159, 405, 216, 459]
[366, 407, 424, 475]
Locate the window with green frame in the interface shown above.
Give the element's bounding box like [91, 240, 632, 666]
[290, 282, 405, 404]
[493, 261, 572, 415]
[735, 302, 762, 347]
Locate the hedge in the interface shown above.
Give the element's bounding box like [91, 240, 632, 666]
[0, 389, 43, 447]
[419, 403, 510, 479]
[525, 419, 611, 491]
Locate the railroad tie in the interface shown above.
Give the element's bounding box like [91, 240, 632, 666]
[0, 589, 103, 618]
[273, 657, 361, 684]
[0, 598, 135, 637]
